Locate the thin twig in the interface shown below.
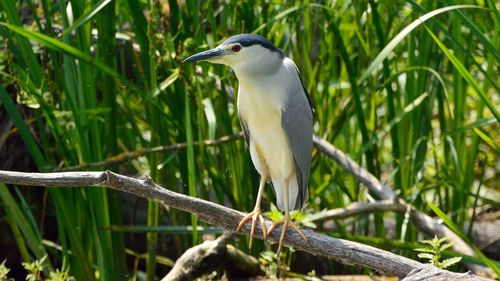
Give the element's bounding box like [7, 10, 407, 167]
[0, 170, 490, 280]
[312, 200, 407, 221]
[55, 133, 244, 172]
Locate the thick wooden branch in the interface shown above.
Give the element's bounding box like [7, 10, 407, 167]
[0, 170, 491, 280]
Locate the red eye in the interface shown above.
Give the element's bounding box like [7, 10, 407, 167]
[231, 45, 241, 52]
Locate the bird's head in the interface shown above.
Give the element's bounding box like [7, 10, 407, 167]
[184, 34, 284, 76]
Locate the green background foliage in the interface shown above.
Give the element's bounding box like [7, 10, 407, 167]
[0, 0, 498, 279]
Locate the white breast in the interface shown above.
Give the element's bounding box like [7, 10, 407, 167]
[236, 63, 299, 210]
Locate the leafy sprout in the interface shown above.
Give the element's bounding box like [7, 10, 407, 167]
[415, 235, 462, 269]
[0, 259, 11, 281]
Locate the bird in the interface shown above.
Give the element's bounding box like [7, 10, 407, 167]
[184, 34, 313, 253]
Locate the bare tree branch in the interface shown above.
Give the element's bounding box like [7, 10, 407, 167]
[1, 169, 491, 280]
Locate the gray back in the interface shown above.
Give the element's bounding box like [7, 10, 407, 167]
[281, 64, 314, 210]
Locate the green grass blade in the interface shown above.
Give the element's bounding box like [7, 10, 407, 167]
[473, 128, 499, 152]
[445, 118, 496, 135]
[185, 92, 199, 245]
[329, 19, 376, 174]
[60, 0, 112, 37]
[0, 22, 140, 93]
[252, 5, 301, 34]
[438, 0, 500, 61]
[358, 5, 485, 84]
[423, 26, 499, 122]
[359, 92, 429, 156]
[0, 84, 46, 168]
[407, 0, 499, 93]
[152, 69, 180, 97]
[369, 0, 401, 190]
[0, 184, 53, 272]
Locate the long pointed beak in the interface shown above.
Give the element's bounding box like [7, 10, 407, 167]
[183, 48, 227, 63]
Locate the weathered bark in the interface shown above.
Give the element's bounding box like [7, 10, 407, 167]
[402, 265, 492, 281]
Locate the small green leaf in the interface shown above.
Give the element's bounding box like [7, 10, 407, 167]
[418, 253, 435, 260]
[264, 203, 284, 222]
[473, 128, 499, 152]
[440, 242, 455, 252]
[202, 98, 217, 141]
[421, 239, 435, 246]
[441, 257, 462, 269]
[414, 247, 435, 253]
[0, 260, 10, 279]
[437, 237, 449, 244]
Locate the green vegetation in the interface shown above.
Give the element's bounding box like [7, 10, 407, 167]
[0, 0, 498, 280]
[415, 236, 462, 269]
[0, 256, 74, 281]
[0, 260, 11, 280]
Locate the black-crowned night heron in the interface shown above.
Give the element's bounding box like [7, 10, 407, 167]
[184, 34, 313, 253]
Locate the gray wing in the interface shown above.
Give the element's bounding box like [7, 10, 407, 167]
[282, 65, 314, 210]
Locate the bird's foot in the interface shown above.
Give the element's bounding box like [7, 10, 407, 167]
[235, 208, 267, 248]
[267, 217, 307, 254]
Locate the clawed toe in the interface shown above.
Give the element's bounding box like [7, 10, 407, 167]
[235, 210, 267, 248]
[267, 218, 307, 254]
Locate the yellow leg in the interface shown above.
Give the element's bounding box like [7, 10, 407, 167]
[235, 173, 268, 248]
[267, 177, 307, 254]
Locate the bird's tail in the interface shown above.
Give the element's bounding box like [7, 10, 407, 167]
[273, 174, 300, 211]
